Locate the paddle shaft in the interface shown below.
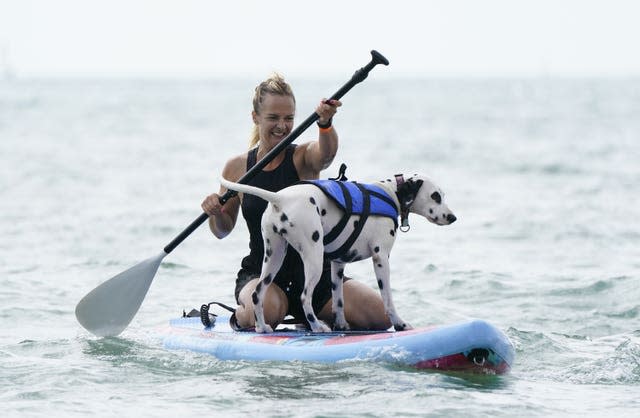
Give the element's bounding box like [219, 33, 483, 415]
[163, 50, 389, 254]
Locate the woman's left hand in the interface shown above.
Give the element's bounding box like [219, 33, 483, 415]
[316, 99, 342, 125]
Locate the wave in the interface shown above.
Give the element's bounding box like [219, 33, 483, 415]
[508, 327, 640, 385]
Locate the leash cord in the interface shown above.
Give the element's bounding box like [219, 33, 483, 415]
[198, 301, 237, 327]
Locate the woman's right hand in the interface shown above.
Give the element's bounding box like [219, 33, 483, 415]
[203, 158, 243, 238]
[201, 193, 224, 217]
[203, 192, 238, 239]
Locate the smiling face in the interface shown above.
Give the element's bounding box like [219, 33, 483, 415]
[252, 93, 295, 150]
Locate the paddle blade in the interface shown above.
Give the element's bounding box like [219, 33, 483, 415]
[75, 252, 167, 337]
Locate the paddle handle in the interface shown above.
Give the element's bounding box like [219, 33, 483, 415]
[163, 50, 389, 254]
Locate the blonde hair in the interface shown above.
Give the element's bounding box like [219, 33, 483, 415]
[249, 73, 295, 148]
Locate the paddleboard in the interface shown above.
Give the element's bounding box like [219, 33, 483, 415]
[160, 315, 515, 374]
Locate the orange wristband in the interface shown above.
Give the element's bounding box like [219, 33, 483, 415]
[319, 125, 333, 133]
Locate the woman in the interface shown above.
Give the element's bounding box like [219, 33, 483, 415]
[201, 74, 391, 331]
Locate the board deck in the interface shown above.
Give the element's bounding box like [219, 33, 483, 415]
[161, 315, 514, 374]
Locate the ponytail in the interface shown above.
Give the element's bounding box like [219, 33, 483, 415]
[249, 125, 260, 149]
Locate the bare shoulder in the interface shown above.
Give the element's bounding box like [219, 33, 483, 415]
[222, 152, 248, 182]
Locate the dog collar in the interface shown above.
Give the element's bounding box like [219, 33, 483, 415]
[395, 174, 412, 232]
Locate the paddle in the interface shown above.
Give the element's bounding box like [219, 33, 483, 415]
[75, 50, 390, 337]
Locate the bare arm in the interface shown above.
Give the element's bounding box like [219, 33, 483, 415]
[296, 99, 342, 177]
[201, 156, 244, 239]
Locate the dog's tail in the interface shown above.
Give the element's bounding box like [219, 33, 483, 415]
[219, 177, 281, 205]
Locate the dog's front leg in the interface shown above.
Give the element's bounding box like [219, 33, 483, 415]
[330, 261, 349, 331]
[374, 255, 412, 331]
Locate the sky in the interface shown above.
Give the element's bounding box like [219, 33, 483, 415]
[1, 0, 640, 78]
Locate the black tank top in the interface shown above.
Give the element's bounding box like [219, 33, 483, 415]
[238, 144, 334, 319]
[240, 145, 300, 273]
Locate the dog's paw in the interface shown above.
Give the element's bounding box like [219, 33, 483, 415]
[393, 322, 413, 332]
[310, 321, 332, 333]
[255, 324, 274, 333]
[333, 321, 350, 332]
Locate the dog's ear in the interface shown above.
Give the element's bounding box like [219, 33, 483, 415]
[396, 178, 425, 232]
[397, 178, 423, 207]
[406, 178, 423, 197]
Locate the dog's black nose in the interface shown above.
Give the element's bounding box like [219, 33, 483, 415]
[446, 214, 457, 223]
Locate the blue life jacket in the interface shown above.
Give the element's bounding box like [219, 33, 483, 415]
[299, 179, 399, 261]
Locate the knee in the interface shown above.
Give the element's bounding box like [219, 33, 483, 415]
[234, 302, 254, 328]
[343, 281, 392, 330]
[236, 283, 288, 329]
[263, 287, 288, 325]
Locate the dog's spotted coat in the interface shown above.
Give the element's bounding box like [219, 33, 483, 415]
[220, 174, 456, 333]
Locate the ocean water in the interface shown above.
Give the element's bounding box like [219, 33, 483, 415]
[1, 76, 639, 417]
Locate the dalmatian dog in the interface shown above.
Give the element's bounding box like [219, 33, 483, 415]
[220, 173, 456, 333]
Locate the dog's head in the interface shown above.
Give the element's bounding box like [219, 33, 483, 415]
[397, 174, 456, 226]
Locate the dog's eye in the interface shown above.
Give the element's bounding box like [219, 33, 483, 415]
[430, 192, 442, 204]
